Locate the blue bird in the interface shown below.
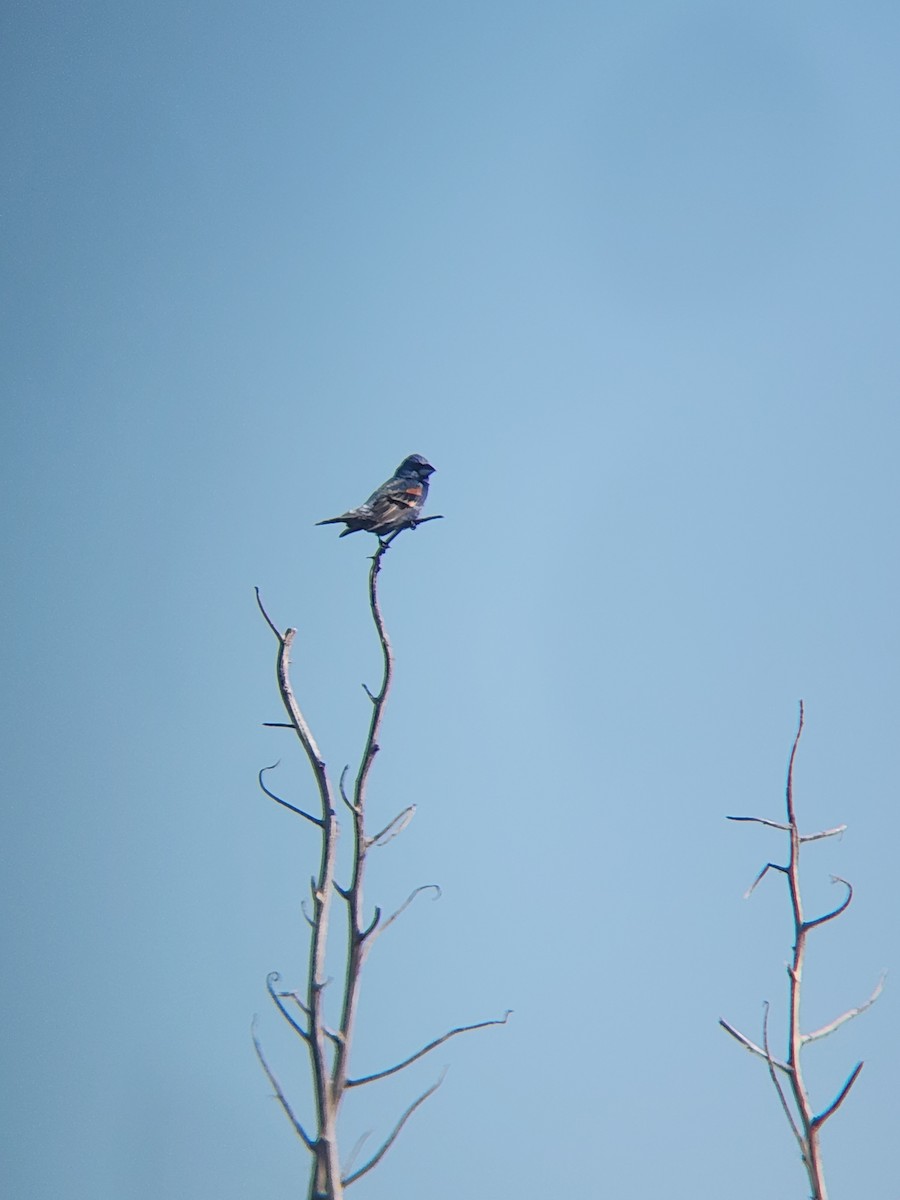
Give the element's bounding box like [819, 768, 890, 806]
[316, 454, 435, 538]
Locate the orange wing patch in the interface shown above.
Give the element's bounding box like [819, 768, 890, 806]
[388, 485, 423, 509]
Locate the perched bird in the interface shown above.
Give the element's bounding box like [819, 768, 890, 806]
[316, 454, 436, 538]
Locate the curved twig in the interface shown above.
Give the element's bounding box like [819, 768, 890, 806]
[802, 877, 853, 931]
[342, 1071, 446, 1186]
[266, 972, 309, 1042]
[255, 587, 283, 642]
[347, 1011, 512, 1088]
[339, 765, 354, 813]
[371, 884, 442, 941]
[368, 805, 416, 849]
[258, 763, 322, 826]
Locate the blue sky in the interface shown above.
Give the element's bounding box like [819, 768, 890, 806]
[2, 3, 899, 1197]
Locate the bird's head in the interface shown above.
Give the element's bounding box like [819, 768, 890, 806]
[396, 454, 435, 479]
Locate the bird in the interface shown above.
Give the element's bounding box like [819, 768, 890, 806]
[316, 454, 436, 539]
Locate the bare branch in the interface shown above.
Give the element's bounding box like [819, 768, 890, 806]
[251, 1018, 314, 1151]
[368, 805, 416, 849]
[803, 877, 853, 931]
[342, 1071, 446, 1186]
[360, 907, 381, 940]
[339, 765, 355, 813]
[802, 975, 886, 1044]
[743, 860, 787, 899]
[373, 885, 442, 940]
[258, 763, 322, 826]
[343, 1131, 372, 1178]
[718, 1019, 790, 1073]
[727, 815, 791, 832]
[262, 721, 294, 728]
[347, 1011, 512, 1087]
[266, 972, 309, 1042]
[762, 1002, 804, 1153]
[254, 587, 284, 643]
[784, 700, 804, 826]
[799, 825, 847, 844]
[376, 515, 444, 553]
[278, 989, 344, 1048]
[812, 1062, 864, 1130]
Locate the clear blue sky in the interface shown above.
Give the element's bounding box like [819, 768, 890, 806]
[2, 3, 898, 1197]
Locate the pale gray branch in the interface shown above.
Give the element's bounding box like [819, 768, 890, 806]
[802, 975, 886, 1045]
[368, 805, 416, 848]
[799, 825, 847, 844]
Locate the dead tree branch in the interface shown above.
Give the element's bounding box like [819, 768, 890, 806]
[253, 523, 505, 1199]
[720, 702, 881, 1200]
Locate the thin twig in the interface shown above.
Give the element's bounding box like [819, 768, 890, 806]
[252, 1018, 314, 1151]
[802, 975, 885, 1044]
[762, 1002, 804, 1153]
[255, 587, 284, 642]
[339, 765, 355, 813]
[718, 1019, 790, 1073]
[727, 815, 791, 831]
[812, 1062, 864, 1130]
[266, 972, 310, 1042]
[258, 763, 322, 826]
[342, 1072, 447, 1186]
[743, 860, 787, 899]
[803, 877, 852, 931]
[799, 826, 847, 844]
[347, 1011, 512, 1087]
[368, 805, 417, 848]
[371, 885, 442, 940]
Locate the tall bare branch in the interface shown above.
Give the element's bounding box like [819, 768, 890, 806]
[254, 523, 505, 1199]
[720, 702, 881, 1200]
